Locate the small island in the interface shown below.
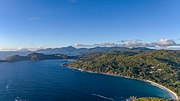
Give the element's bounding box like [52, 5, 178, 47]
[67, 50, 180, 100]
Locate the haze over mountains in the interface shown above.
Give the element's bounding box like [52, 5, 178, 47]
[0, 46, 152, 60]
[0, 49, 31, 60]
[1, 38, 180, 60]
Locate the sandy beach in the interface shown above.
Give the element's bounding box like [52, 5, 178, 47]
[145, 80, 179, 100]
[68, 66, 179, 100]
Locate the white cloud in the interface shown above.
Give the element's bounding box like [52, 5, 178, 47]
[123, 39, 177, 47]
[0, 48, 17, 51]
[125, 41, 146, 47]
[94, 42, 118, 47]
[74, 43, 119, 48]
[74, 44, 93, 48]
[74, 38, 179, 49]
[151, 39, 176, 47]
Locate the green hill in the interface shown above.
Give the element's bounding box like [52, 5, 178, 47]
[68, 50, 180, 97]
[5, 55, 29, 62]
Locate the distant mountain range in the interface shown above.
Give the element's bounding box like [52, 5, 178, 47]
[0, 50, 32, 60]
[0, 46, 153, 60]
[36, 46, 153, 55]
[4, 53, 77, 62]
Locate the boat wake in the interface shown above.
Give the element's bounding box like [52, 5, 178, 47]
[15, 97, 26, 101]
[5, 80, 12, 89]
[5, 84, 9, 89]
[92, 93, 115, 101]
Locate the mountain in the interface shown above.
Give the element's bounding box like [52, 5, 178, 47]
[5, 55, 29, 62]
[0, 50, 32, 60]
[36, 46, 133, 56]
[0, 60, 7, 62]
[68, 50, 180, 96]
[36, 46, 77, 55]
[0, 46, 153, 60]
[131, 47, 153, 51]
[5, 53, 77, 62]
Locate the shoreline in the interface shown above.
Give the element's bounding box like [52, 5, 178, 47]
[67, 66, 179, 100]
[145, 80, 179, 100]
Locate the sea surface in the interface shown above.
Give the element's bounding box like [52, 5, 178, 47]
[0, 60, 172, 101]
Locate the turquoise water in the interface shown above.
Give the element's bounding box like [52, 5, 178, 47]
[0, 60, 172, 101]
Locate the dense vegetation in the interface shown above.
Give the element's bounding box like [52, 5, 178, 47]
[68, 50, 180, 98]
[125, 97, 169, 101]
[136, 97, 169, 101]
[5, 53, 77, 62]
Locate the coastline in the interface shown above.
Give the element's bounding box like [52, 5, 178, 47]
[145, 80, 179, 100]
[67, 66, 179, 100]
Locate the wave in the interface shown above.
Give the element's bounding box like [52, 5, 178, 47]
[92, 94, 115, 101]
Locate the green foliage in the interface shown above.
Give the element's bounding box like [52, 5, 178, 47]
[136, 97, 169, 101]
[68, 50, 180, 97]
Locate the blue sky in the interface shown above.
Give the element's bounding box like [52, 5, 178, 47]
[0, 0, 180, 50]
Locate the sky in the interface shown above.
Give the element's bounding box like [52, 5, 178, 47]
[0, 0, 180, 50]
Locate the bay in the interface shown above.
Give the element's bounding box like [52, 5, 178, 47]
[0, 60, 172, 101]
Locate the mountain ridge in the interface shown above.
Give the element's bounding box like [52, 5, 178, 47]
[5, 52, 77, 62]
[0, 46, 153, 59]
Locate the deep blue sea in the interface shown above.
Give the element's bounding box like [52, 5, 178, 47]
[0, 60, 172, 101]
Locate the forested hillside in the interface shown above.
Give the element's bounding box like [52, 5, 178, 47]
[68, 50, 180, 97]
